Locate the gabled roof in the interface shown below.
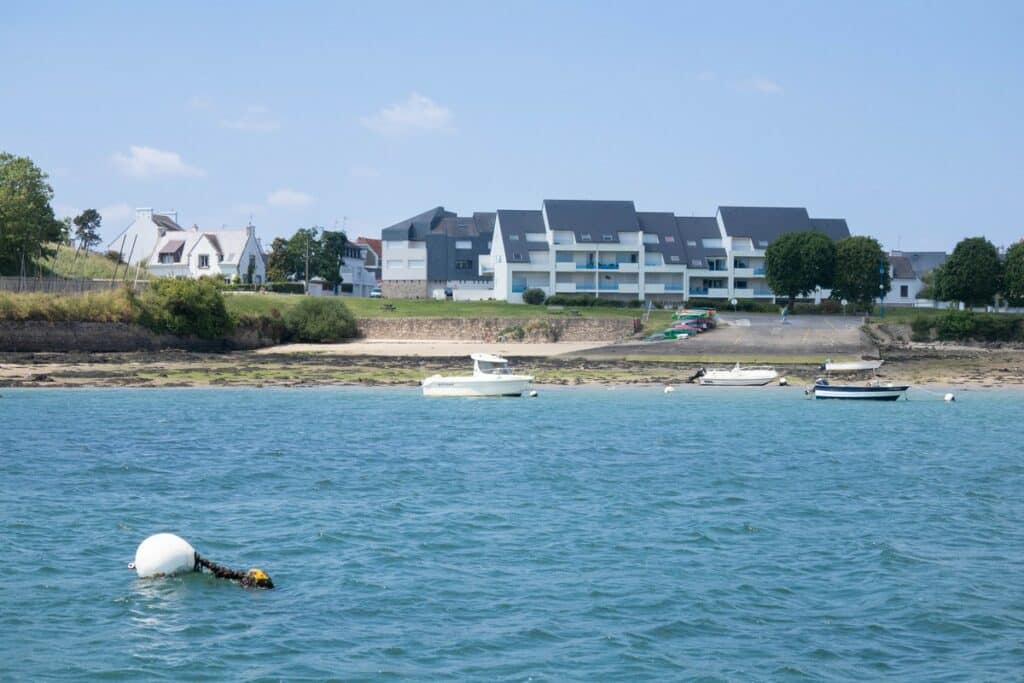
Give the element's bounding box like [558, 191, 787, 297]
[895, 251, 948, 278]
[889, 254, 915, 279]
[718, 206, 813, 243]
[809, 218, 851, 240]
[543, 199, 639, 243]
[380, 206, 450, 241]
[159, 239, 185, 255]
[356, 237, 381, 257]
[152, 214, 184, 232]
[497, 209, 546, 263]
[677, 216, 726, 267]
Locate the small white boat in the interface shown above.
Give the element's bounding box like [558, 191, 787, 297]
[696, 363, 779, 386]
[808, 378, 909, 400]
[822, 358, 884, 372]
[422, 354, 534, 397]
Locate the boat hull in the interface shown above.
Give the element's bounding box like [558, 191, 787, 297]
[824, 360, 884, 372]
[812, 385, 909, 400]
[422, 376, 533, 397]
[698, 375, 777, 386]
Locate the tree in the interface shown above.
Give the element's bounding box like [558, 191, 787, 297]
[0, 152, 64, 275]
[938, 237, 1003, 307]
[1003, 241, 1024, 306]
[764, 231, 837, 308]
[73, 209, 103, 250]
[266, 227, 348, 287]
[916, 265, 946, 302]
[831, 236, 890, 309]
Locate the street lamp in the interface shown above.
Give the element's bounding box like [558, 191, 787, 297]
[841, 298, 848, 317]
[730, 297, 738, 313]
[878, 260, 886, 318]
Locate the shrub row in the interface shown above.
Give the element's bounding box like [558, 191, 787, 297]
[910, 311, 1024, 342]
[0, 289, 135, 323]
[542, 294, 643, 308]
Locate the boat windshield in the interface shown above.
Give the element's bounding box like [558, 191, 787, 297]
[475, 361, 511, 375]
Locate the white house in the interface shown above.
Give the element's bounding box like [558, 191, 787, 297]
[340, 242, 377, 297]
[887, 251, 948, 306]
[148, 225, 266, 283]
[107, 208, 184, 265]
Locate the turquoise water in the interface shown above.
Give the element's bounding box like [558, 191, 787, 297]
[1, 386, 1022, 681]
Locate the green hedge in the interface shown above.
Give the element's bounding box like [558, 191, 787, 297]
[265, 282, 305, 294]
[522, 288, 546, 305]
[284, 297, 357, 342]
[135, 278, 232, 339]
[544, 294, 627, 308]
[911, 311, 1024, 342]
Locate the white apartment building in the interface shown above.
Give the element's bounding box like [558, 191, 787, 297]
[380, 201, 851, 303]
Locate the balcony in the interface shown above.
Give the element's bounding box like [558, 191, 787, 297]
[597, 263, 619, 270]
[575, 263, 596, 270]
[598, 281, 619, 290]
[754, 288, 774, 297]
[754, 267, 765, 275]
[664, 283, 683, 291]
[733, 268, 754, 278]
[689, 287, 708, 296]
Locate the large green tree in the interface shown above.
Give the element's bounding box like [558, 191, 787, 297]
[0, 152, 64, 275]
[938, 237, 1003, 307]
[73, 208, 103, 250]
[764, 231, 837, 308]
[1003, 241, 1024, 306]
[831, 236, 890, 308]
[266, 227, 348, 287]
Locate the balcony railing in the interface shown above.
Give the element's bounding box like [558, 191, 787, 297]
[754, 288, 773, 296]
[598, 282, 619, 290]
[511, 283, 527, 293]
[753, 267, 765, 275]
[689, 287, 709, 295]
[664, 283, 683, 291]
[576, 263, 596, 270]
[597, 263, 619, 270]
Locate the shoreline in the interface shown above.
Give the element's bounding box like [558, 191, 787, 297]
[1, 343, 1021, 389]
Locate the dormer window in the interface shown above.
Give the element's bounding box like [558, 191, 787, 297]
[580, 233, 592, 241]
[509, 234, 519, 241]
[670, 255, 680, 262]
[758, 240, 769, 247]
[687, 240, 697, 247]
[512, 252, 523, 260]
[664, 235, 675, 243]
[602, 234, 614, 242]
[198, 254, 210, 269]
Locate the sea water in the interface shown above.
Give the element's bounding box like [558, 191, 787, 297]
[1, 386, 1022, 681]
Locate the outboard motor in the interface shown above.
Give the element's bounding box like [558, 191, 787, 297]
[687, 368, 706, 384]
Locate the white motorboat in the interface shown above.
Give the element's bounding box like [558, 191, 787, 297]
[695, 363, 779, 386]
[807, 377, 909, 400]
[422, 353, 534, 397]
[822, 358, 884, 372]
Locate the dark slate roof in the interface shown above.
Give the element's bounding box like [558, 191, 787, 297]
[809, 218, 851, 240]
[152, 214, 183, 232]
[380, 206, 450, 240]
[676, 216, 726, 268]
[717, 206, 813, 244]
[636, 212, 685, 265]
[899, 251, 948, 277]
[890, 254, 915, 279]
[426, 212, 495, 281]
[159, 239, 185, 254]
[496, 209, 546, 263]
[543, 199, 638, 243]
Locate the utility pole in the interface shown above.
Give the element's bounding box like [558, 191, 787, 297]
[879, 259, 886, 318]
[304, 231, 311, 294]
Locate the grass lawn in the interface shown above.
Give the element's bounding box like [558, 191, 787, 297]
[866, 307, 954, 324]
[225, 292, 673, 328]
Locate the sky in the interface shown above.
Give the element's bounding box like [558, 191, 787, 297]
[2, 1, 1022, 252]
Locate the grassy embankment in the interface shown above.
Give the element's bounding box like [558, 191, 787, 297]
[35, 243, 139, 279]
[224, 292, 674, 329]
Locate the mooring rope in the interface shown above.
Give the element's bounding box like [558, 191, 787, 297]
[195, 553, 274, 588]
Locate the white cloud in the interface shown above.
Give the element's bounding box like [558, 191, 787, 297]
[743, 78, 783, 94]
[188, 95, 214, 111]
[221, 105, 280, 132]
[112, 146, 205, 178]
[348, 165, 381, 179]
[266, 189, 313, 208]
[99, 202, 135, 228]
[360, 92, 454, 135]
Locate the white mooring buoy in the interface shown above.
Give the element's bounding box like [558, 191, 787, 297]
[664, 386, 675, 394]
[944, 393, 956, 402]
[528, 390, 538, 398]
[129, 533, 196, 578]
[779, 377, 789, 386]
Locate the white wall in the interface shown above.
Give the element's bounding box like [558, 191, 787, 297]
[107, 209, 165, 265]
[383, 240, 427, 281]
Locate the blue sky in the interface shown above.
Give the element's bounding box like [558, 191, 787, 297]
[3, 1, 1021, 251]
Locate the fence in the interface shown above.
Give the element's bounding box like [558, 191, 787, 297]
[0, 277, 149, 294]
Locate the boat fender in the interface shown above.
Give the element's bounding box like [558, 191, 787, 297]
[779, 377, 788, 386]
[663, 386, 674, 393]
[528, 390, 538, 398]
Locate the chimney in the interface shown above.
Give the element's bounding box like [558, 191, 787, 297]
[160, 209, 178, 223]
[246, 223, 255, 238]
[136, 207, 154, 221]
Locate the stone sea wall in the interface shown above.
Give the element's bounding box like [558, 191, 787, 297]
[0, 321, 274, 352]
[355, 317, 638, 342]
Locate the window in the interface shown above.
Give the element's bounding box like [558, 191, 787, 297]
[664, 235, 675, 243]
[670, 255, 680, 262]
[159, 254, 175, 264]
[455, 259, 472, 269]
[707, 279, 725, 288]
[602, 234, 614, 242]
[387, 259, 404, 269]
[900, 285, 909, 297]
[512, 252, 523, 260]
[408, 259, 425, 269]
[687, 240, 697, 247]
[509, 234, 520, 241]
[455, 240, 472, 250]
[758, 240, 769, 247]
[580, 233, 592, 241]
[735, 280, 748, 289]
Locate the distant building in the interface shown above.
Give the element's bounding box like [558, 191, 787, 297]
[355, 237, 382, 282]
[888, 251, 949, 305]
[340, 242, 377, 297]
[380, 207, 495, 299]
[106, 208, 184, 265]
[380, 200, 850, 302]
[148, 224, 266, 283]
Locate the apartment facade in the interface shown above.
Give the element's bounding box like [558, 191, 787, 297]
[381, 200, 850, 302]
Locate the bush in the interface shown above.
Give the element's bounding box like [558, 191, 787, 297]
[911, 311, 1024, 342]
[687, 298, 778, 313]
[265, 282, 305, 294]
[284, 297, 357, 342]
[136, 278, 232, 339]
[543, 294, 627, 308]
[522, 288, 545, 305]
